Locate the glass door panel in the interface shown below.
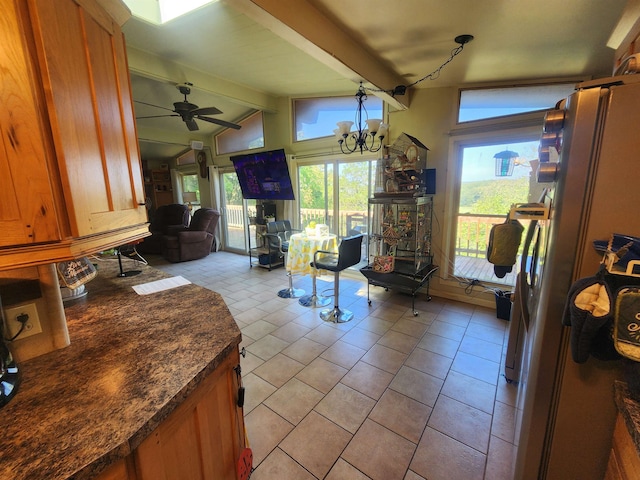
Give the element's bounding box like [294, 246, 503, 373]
[337, 160, 372, 238]
[221, 171, 249, 251]
[453, 139, 538, 285]
[298, 159, 375, 243]
[298, 163, 334, 230]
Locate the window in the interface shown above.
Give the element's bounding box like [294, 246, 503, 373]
[293, 95, 383, 142]
[215, 111, 264, 155]
[181, 173, 200, 212]
[181, 174, 199, 199]
[447, 82, 574, 285]
[448, 131, 541, 286]
[298, 158, 374, 239]
[124, 0, 218, 24]
[458, 83, 576, 123]
[220, 171, 255, 252]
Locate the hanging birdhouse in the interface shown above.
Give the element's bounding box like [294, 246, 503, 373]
[494, 150, 519, 177]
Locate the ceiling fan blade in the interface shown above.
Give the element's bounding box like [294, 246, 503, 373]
[192, 106, 222, 116]
[135, 114, 181, 119]
[196, 115, 242, 130]
[134, 100, 176, 113]
[185, 119, 199, 131]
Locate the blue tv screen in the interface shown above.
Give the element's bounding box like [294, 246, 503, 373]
[231, 148, 295, 200]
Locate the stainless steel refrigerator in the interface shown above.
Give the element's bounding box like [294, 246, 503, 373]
[511, 74, 640, 479]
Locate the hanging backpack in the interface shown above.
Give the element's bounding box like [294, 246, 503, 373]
[487, 215, 524, 278]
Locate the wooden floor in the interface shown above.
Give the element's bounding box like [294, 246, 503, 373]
[454, 255, 517, 288]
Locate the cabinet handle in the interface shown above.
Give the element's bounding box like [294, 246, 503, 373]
[138, 202, 146, 206]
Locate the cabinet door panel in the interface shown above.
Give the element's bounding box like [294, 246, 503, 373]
[135, 351, 242, 480]
[0, 0, 60, 247]
[83, 10, 136, 213]
[198, 372, 239, 479]
[112, 28, 145, 205]
[94, 457, 134, 480]
[30, 0, 108, 235]
[29, 0, 146, 237]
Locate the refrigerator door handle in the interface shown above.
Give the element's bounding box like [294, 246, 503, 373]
[517, 271, 530, 330]
[518, 219, 539, 330]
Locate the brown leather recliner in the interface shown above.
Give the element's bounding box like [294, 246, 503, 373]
[162, 208, 220, 263]
[137, 204, 190, 255]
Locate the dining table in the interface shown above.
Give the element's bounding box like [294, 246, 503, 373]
[285, 232, 338, 275]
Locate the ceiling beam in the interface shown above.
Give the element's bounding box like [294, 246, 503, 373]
[608, 0, 640, 59]
[227, 0, 410, 110]
[126, 47, 280, 112]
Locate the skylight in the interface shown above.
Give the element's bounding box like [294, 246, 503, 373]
[124, 0, 217, 25]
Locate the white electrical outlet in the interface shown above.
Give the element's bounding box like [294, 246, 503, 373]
[4, 303, 42, 340]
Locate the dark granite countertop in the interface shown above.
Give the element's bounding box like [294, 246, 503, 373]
[614, 380, 640, 456]
[0, 260, 241, 480]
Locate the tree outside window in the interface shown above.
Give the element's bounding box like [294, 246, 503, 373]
[182, 174, 200, 211]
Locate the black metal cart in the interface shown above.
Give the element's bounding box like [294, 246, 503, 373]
[360, 263, 439, 315]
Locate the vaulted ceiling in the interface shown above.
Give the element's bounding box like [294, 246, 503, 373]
[123, 0, 632, 160]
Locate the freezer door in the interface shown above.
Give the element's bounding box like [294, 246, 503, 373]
[543, 80, 640, 480]
[514, 85, 605, 480]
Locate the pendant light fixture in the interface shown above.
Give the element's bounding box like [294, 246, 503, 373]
[335, 34, 474, 155]
[334, 83, 388, 154]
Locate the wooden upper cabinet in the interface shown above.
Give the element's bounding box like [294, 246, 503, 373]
[0, 0, 61, 247]
[0, 0, 149, 269]
[28, 0, 147, 236]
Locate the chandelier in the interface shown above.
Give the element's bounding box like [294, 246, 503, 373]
[335, 34, 474, 155]
[334, 83, 388, 155]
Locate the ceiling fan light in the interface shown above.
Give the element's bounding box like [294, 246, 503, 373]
[135, 81, 241, 131]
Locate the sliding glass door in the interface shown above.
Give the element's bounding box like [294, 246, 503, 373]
[220, 171, 255, 252]
[297, 157, 374, 239]
[219, 157, 375, 254]
[337, 160, 373, 237]
[298, 163, 334, 228]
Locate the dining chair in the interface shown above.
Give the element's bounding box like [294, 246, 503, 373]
[311, 234, 364, 323]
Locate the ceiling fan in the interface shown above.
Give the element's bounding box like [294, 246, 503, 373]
[135, 83, 241, 131]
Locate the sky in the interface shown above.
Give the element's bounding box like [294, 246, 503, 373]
[461, 140, 539, 182]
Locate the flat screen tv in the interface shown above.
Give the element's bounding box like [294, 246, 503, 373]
[231, 148, 295, 200]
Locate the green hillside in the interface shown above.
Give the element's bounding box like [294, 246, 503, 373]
[460, 177, 529, 214]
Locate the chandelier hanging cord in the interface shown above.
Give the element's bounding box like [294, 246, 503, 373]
[367, 34, 474, 97]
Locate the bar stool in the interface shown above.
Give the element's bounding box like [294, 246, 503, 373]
[298, 262, 332, 308]
[265, 221, 304, 299]
[312, 234, 364, 323]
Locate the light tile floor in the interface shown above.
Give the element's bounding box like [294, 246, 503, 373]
[147, 250, 517, 480]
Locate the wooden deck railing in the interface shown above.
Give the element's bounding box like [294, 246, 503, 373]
[224, 206, 515, 259]
[224, 205, 367, 236]
[455, 214, 505, 259]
